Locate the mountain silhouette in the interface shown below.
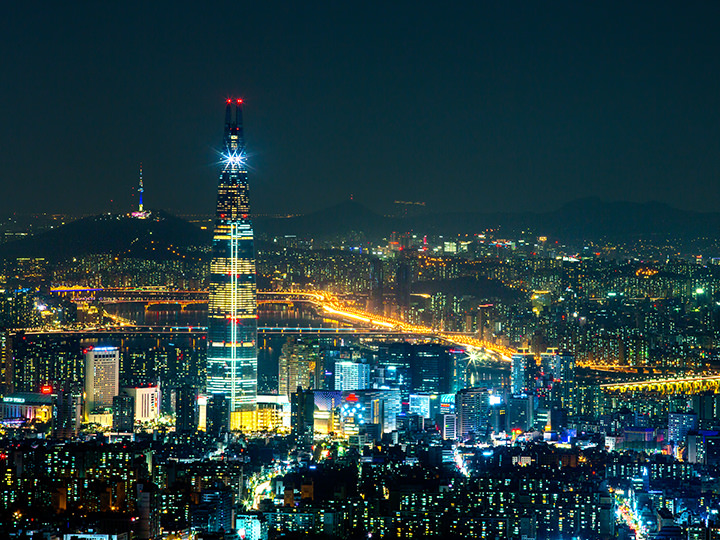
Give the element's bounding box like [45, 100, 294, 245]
[0, 211, 209, 261]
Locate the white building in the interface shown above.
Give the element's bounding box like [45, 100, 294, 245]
[124, 386, 160, 422]
[84, 346, 120, 415]
[442, 413, 457, 440]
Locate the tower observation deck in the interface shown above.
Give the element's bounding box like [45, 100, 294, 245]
[206, 99, 258, 413]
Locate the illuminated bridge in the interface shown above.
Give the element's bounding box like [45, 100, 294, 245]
[52, 286, 208, 306]
[51, 287, 338, 307]
[600, 375, 720, 394]
[13, 326, 406, 338]
[50, 288, 719, 381]
[52, 287, 516, 361]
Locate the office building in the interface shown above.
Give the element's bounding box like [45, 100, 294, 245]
[409, 394, 432, 419]
[348, 389, 401, 433]
[84, 346, 119, 415]
[112, 392, 135, 432]
[442, 413, 457, 440]
[506, 394, 534, 432]
[54, 389, 82, 439]
[2, 392, 53, 424]
[290, 388, 344, 446]
[291, 387, 316, 448]
[191, 484, 234, 533]
[335, 361, 370, 391]
[411, 344, 452, 395]
[124, 386, 160, 422]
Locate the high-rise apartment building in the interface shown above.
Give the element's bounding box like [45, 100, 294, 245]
[369, 258, 384, 313]
[207, 99, 258, 415]
[54, 388, 82, 439]
[541, 349, 576, 411]
[668, 411, 698, 447]
[206, 393, 231, 437]
[455, 388, 490, 439]
[511, 351, 536, 395]
[175, 385, 198, 434]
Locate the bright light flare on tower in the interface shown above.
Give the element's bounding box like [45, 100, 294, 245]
[222, 150, 247, 170]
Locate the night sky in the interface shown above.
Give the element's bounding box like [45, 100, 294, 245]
[3, 2, 720, 217]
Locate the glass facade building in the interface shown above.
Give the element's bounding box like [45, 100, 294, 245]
[207, 99, 258, 412]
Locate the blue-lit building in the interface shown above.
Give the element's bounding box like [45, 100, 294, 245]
[207, 99, 258, 413]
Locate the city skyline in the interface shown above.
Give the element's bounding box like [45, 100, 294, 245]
[3, 2, 720, 217]
[3, 4, 720, 538]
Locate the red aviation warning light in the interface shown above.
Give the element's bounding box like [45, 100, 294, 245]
[237, 98, 243, 104]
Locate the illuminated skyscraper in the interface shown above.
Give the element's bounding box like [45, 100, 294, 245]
[207, 99, 258, 414]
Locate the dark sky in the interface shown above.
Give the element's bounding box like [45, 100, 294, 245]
[3, 2, 720, 216]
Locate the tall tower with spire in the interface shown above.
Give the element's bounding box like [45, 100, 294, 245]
[206, 99, 258, 420]
[138, 163, 144, 213]
[131, 163, 150, 219]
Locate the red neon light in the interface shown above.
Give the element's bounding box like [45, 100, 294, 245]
[346, 393, 358, 402]
[41, 385, 52, 394]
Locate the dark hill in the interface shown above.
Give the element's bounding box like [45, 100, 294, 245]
[413, 276, 523, 302]
[256, 200, 396, 238]
[536, 197, 717, 239]
[257, 198, 720, 241]
[0, 211, 210, 261]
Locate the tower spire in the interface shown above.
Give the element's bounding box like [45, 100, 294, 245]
[222, 98, 246, 172]
[225, 98, 233, 130]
